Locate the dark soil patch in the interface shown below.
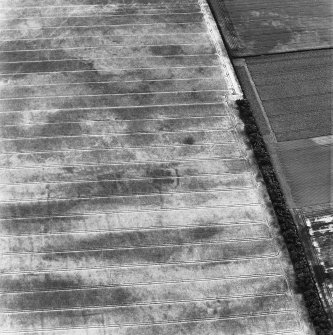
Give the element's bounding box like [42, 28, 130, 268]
[183, 136, 195, 145]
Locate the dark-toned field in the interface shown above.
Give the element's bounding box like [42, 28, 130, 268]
[207, 0, 332, 56]
[277, 139, 332, 208]
[245, 49, 333, 142]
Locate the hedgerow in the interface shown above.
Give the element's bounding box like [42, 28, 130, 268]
[236, 99, 332, 335]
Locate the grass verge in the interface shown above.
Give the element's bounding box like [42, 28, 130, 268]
[236, 99, 332, 335]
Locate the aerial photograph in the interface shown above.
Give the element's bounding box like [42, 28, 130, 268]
[0, 0, 332, 334]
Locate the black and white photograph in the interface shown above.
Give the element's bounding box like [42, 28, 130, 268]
[0, 0, 332, 334]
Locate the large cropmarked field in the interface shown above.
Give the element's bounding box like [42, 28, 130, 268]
[0, 0, 311, 334]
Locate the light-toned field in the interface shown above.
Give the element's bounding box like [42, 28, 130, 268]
[0, 0, 311, 334]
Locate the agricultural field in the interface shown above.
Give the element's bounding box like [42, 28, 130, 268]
[245, 50, 333, 142]
[276, 139, 332, 208]
[207, 0, 332, 56]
